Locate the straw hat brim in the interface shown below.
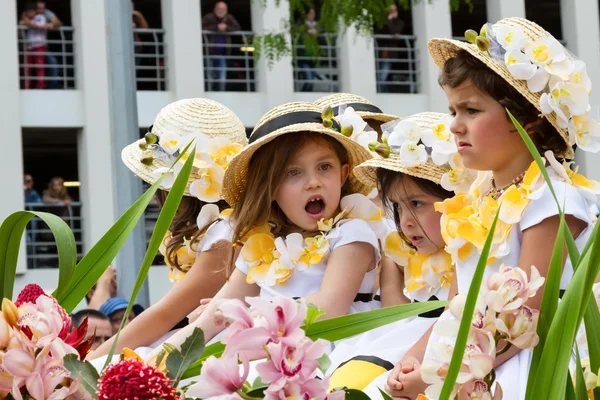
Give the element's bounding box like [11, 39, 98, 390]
[354, 155, 449, 187]
[222, 122, 374, 206]
[428, 29, 572, 156]
[357, 111, 399, 124]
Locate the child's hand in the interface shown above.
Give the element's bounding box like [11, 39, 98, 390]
[188, 298, 213, 323]
[385, 356, 426, 399]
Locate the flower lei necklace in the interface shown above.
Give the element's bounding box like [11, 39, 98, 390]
[383, 231, 454, 298]
[485, 169, 528, 200]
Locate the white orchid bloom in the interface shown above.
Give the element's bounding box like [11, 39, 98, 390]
[441, 153, 477, 193]
[354, 130, 378, 152]
[524, 36, 573, 92]
[399, 141, 428, 167]
[339, 106, 368, 138]
[540, 80, 589, 128]
[158, 132, 181, 155]
[569, 60, 592, 94]
[387, 120, 422, 149]
[196, 203, 220, 230]
[422, 118, 457, 166]
[568, 113, 600, 152]
[494, 24, 528, 51]
[152, 167, 177, 189]
[504, 49, 537, 80]
[189, 163, 225, 203]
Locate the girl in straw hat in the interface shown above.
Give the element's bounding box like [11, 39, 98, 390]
[381, 18, 600, 400]
[325, 112, 476, 392]
[89, 98, 248, 361]
[144, 101, 385, 359]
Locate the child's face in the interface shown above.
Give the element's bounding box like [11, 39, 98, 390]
[444, 82, 529, 172]
[25, 9, 36, 18]
[273, 138, 350, 231]
[388, 176, 445, 255]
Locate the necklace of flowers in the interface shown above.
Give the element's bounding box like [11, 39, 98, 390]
[383, 230, 455, 298]
[435, 151, 600, 265]
[464, 22, 600, 154]
[138, 129, 244, 203]
[368, 117, 477, 194]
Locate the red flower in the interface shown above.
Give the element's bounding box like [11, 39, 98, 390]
[98, 359, 180, 400]
[14, 284, 71, 338]
[14, 284, 46, 306]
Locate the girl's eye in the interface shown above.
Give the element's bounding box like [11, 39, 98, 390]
[449, 111, 456, 117]
[411, 200, 423, 208]
[319, 163, 332, 171]
[467, 108, 479, 115]
[287, 169, 300, 177]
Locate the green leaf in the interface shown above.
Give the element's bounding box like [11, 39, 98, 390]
[378, 387, 394, 400]
[525, 217, 566, 398]
[55, 181, 161, 312]
[439, 206, 500, 400]
[0, 211, 76, 301]
[584, 298, 600, 400]
[103, 144, 195, 369]
[566, 371, 577, 400]
[304, 303, 326, 328]
[304, 301, 447, 342]
[252, 376, 265, 389]
[167, 327, 205, 385]
[163, 343, 177, 353]
[180, 341, 226, 379]
[155, 348, 167, 371]
[529, 223, 600, 399]
[343, 389, 371, 400]
[62, 354, 100, 397]
[247, 386, 269, 397]
[317, 352, 331, 374]
[574, 346, 588, 400]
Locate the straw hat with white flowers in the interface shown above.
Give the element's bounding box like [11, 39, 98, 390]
[315, 93, 398, 124]
[354, 112, 477, 194]
[121, 98, 248, 203]
[429, 17, 600, 158]
[222, 101, 374, 206]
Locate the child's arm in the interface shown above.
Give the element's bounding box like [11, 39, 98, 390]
[144, 269, 260, 362]
[304, 241, 375, 319]
[89, 244, 232, 359]
[380, 256, 410, 307]
[385, 270, 459, 397]
[494, 214, 586, 367]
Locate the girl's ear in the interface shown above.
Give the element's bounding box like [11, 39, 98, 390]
[341, 163, 350, 185]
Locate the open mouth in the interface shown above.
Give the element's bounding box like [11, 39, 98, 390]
[305, 196, 326, 218]
[410, 235, 424, 245]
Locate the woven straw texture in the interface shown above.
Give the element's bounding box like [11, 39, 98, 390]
[428, 17, 572, 153]
[354, 112, 452, 186]
[222, 101, 374, 206]
[121, 98, 247, 196]
[315, 93, 399, 123]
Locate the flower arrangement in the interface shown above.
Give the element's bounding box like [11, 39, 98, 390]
[0, 284, 93, 400]
[420, 265, 544, 399]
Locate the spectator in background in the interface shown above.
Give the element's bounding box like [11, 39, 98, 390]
[131, 1, 149, 66]
[71, 309, 112, 351]
[35, 1, 62, 89]
[202, 1, 241, 91]
[42, 176, 72, 206]
[297, 7, 319, 92]
[377, 3, 405, 93]
[24, 174, 41, 204]
[99, 297, 137, 335]
[19, 2, 50, 89]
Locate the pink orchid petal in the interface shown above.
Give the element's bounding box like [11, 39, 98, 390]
[2, 349, 34, 377]
[468, 353, 494, 379]
[25, 372, 45, 400]
[222, 327, 270, 358]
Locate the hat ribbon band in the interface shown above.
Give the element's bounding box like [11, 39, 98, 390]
[250, 111, 341, 144]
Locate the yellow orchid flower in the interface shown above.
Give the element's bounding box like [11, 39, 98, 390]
[384, 231, 414, 266]
[242, 233, 277, 284]
[190, 164, 225, 203]
[498, 161, 542, 224]
[298, 236, 329, 268]
[208, 137, 243, 169]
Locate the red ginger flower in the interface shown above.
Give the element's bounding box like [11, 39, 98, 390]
[98, 359, 180, 400]
[15, 284, 71, 339]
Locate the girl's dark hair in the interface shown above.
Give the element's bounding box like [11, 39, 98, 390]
[439, 49, 569, 156]
[155, 190, 233, 275]
[377, 168, 453, 247]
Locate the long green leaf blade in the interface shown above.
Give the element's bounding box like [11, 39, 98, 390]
[575, 346, 588, 400]
[525, 217, 565, 398]
[0, 211, 76, 301]
[439, 207, 500, 400]
[103, 146, 194, 369]
[584, 299, 600, 400]
[181, 342, 225, 379]
[304, 301, 447, 341]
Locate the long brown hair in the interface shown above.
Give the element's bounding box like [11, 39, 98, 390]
[47, 177, 70, 199]
[231, 132, 352, 248]
[156, 190, 232, 274]
[439, 49, 569, 157]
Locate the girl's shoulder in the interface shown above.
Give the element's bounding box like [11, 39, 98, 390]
[326, 218, 380, 251]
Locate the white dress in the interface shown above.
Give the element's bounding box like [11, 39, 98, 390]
[89, 219, 234, 370]
[235, 218, 382, 314]
[364, 170, 594, 399]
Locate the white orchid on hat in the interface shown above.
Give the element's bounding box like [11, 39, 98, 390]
[333, 105, 379, 154]
[139, 129, 243, 203]
[464, 22, 600, 153]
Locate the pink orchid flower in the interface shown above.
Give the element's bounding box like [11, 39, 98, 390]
[495, 305, 540, 349]
[263, 377, 336, 400]
[186, 355, 249, 399]
[246, 296, 307, 346]
[485, 265, 544, 314]
[0, 317, 11, 349]
[463, 330, 496, 380]
[218, 299, 271, 360]
[421, 343, 471, 399]
[17, 296, 67, 344]
[256, 338, 329, 384]
[457, 380, 502, 400]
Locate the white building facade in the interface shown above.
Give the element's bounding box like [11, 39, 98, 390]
[2, 0, 600, 305]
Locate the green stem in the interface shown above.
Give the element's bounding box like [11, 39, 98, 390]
[237, 390, 262, 400]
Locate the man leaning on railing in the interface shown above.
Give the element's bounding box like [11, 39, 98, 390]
[202, 1, 241, 91]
